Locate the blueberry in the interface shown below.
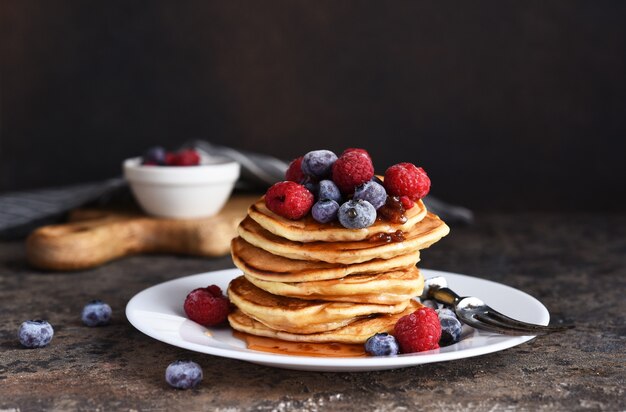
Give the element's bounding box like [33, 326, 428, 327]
[303, 178, 319, 198]
[364, 333, 399, 356]
[312, 199, 340, 223]
[318, 180, 342, 203]
[436, 308, 457, 319]
[439, 315, 463, 346]
[18, 320, 54, 348]
[142, 146, 167, 165]
[81, 300, 112, 327]
[338, 199, 376, 229]
[301, 150, 337, 178]
[353, 181, 387, 209]
[421, 299, 440, 310]
[165, 360, 203, 389]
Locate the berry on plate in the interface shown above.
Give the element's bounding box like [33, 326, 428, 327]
[384, 162, 431, 201]
[183, 285, 230, 326]
[265, 181, 314, 220]
[165, 360, 203, 389]
[394, 307, 442, 353]
[18, 320, 54, 348]
[81, 300, 113, 327]
[364, 333, 400, 356]
[331, 151, 375, 194]
[338, 199, 376, 229]
[302, 150, 338, 178]
[439, 314, 463, 346]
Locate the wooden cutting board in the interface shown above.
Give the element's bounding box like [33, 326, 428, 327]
[26, 195, 257, 271]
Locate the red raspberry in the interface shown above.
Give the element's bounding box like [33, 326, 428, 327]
[183, 285, 230, 326]
[384, 163, 431, 201]
[265, 181, 314, 220]
[165, 152, 177, 166]
[394, 306, 441, 353]
[285, 156, 306, 183]
[171, 149, 201, 166]
[400, 195, 415, 209]
[331, 152, 374, 194]
[342, 148, 371, 159]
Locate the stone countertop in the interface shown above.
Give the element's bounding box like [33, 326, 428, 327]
[1, 212, 624, 411]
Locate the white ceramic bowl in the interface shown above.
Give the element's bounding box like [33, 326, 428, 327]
[123, 156, 240, 219]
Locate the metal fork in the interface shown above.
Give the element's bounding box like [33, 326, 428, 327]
[424, 277, 573, 335]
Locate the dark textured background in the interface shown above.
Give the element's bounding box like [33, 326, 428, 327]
[2, 1, 625, 211]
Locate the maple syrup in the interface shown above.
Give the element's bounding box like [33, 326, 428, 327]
[377, 196, 407, 224]
[233, 331, 366, 357]
[367, 230, 405, 243]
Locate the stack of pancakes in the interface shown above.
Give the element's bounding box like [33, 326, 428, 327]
[227, 197, 449, 344]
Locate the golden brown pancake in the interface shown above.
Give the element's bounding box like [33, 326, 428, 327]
[249, 197, 427, 242]
[237, 212, 450, 264]
[227, 276, 410, 334]
[244, 266, 423, 305]
[231, 237, 420, 282]
[228, 300, 422, 344]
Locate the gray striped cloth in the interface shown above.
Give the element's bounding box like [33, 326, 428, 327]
[0, 141, 472, 239]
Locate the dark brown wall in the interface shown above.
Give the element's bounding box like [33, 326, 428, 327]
[2, 1, 625, 211]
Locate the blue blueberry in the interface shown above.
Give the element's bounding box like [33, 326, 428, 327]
[364, 333, 399, 356]
[312, 199, 340, 223]
[301, 150, 337, 178]
[353, 181, 387, 209]
[439, 315, 463, 346]
[338, 199, 376, 229]
[436, 308, 457, 319]
[18, 320, 54, 348]
[303, 178, 319, 198]
[165, 360, 203, 389]
[421, 299, 440, 310]
[318, 180, 342, 203]
[142, 146, 167, 165]
[81, 300, 112, 327]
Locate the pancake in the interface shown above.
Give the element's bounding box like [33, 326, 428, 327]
[238, 212, 450, 264]
[244, 266, 423, 305]
[231, 237, 420, 282]
[228, 299, 422, 344]
[227, 276, 409, 334]
[249, 197, 428, 242]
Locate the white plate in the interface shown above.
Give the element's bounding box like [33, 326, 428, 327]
[126, 268, 549, 372]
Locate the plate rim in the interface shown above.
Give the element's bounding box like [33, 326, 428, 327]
[126, 268, 548, 370]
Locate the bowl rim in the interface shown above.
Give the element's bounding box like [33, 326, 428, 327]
[123, 156, 240, 185]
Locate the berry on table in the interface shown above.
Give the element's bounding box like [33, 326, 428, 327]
[338, 199, 376, 229]
[301, 150, 338, 178]
[285, 156, 306, 183]
[18, 320, 54, 348]
[331, 151, 375, 194]
[165, 360, 203, 389]
[353, 181, 387, 209]
[312, 199, 340, 223]
[394, 307, 442, 353]
[384, 162, 431, 201]
[364, 333, 400, 356]
[183, 285, 230, 326]
[265, 181, 314, 220]
[81, 300, 113, 327]
[318, 180, 342, 203]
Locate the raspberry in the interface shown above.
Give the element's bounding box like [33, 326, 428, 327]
[265, 181, 314, 220]
[394, 307, 441, 353]
[399, 196, 415, 209]
[171, 149, 201, 166]
[183, 285, 230, 326]
[285, 156, 306, 183]
[384, 163, 431, 201]
[342, 148, 371, 159]
[331, 152, 374, 194]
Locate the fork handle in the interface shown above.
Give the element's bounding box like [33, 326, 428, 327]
[428, 287, 462, 306]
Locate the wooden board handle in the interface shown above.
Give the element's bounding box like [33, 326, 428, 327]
[26, 196, 256, 271]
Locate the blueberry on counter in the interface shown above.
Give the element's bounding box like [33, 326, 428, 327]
[18, 320, 54, 348]
[365, 333, 399, 356]
[165, 360, 203, 389]
[81, 300, 112, 327]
